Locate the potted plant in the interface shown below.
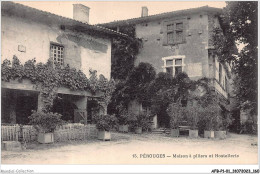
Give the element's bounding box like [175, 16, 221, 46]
[200, 104, 220, 138]
[118, 111, 129, 133]
[167, 103, 184, 137]
[128, 112, 151, 134]
[214, 111, 232, 139]
[93, 114, 118, 141]
[186, 104, 200, 138]
[29, 111, 63, 144]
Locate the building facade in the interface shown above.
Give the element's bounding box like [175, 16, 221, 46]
[1, 2, 126, 125]
[100, 6, 234, 127]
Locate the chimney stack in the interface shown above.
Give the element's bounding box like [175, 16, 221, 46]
[73, 4, 90, 24]
[141, 6, 148, 17]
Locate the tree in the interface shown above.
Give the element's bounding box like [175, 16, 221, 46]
[148, 72, 190, 127]
[213, 2, 257, 116]
[107, 62, 156, 115]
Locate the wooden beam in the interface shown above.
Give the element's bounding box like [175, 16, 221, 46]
[1, 80, 103, 97]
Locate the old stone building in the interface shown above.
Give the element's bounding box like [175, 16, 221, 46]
[1, 2, 126, 124]
[100, 6, 234, 127]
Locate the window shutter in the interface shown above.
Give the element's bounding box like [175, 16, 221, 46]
[162, 21, 168, 46]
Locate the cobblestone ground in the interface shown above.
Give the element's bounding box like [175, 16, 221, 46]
[1, 132, 258, 164]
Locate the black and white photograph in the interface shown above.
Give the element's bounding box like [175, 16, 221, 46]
[0, 1, 258, 173]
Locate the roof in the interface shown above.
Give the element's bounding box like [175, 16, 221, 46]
[1, 1, 128, 38]
[98, 6, 223, 28]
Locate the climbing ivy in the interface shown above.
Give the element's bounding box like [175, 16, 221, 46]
[1, 56, 115, 112]
[110, 24, 142, 80]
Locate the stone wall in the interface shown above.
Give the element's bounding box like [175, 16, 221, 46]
[135, 12, 210, 80]
[1, 15, 111, 79]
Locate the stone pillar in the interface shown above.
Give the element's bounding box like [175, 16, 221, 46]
[9, 91, 17, 124]
[99, 102, 107, 115]
[37, 93, 45, 112]
[9, 104, 16, 124]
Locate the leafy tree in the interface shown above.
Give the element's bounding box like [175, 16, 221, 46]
[213, 1, 257, 116]
[148, 72, 190, 127]
[108, 62, 156, 115]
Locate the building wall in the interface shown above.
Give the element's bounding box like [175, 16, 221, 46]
[1, 15, 111, 79]
[135, 12, 211, 80]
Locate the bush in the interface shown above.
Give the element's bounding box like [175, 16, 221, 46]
[241, 120, 257, 134]
[215, 109, 233, 131]
[128, 112, 151, 131]
[92, 114, 118, 131]
[186, 104, 201, 130]
[29, 111, 63, 133]
[117, 109, 130, 125]
[198, 104, 221, 131]
[167, 102, 185, 129]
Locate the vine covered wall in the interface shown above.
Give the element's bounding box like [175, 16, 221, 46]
[1, 56, 115, 112]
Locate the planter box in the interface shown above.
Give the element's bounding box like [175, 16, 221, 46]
[37, 133, 54, 144]
[170, 129, 180, 137]
[118, 125, 129, 133]
[2, 141, 22, 151]
[135, 127, 142, 134]
[204, 130, 214, 138]
[214, 131, 226, 139]
[189, 129, 199, 138]
[98, 131, 111, 141]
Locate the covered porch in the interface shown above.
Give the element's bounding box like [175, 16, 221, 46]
[1, 79, 107, 125]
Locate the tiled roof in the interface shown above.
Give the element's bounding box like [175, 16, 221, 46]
[1, 1, 128, 38]
[98, 6, 222, 27]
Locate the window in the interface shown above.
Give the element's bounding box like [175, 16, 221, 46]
[219, 63, 222, 84]
[162, 56, 185, 76]
[50, 44, 64, 65]
[224, 76, 228, 91]
[165, 21, 184, 45]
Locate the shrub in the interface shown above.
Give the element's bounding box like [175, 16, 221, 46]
[128, 112, 151, 130]
[92, 114, 118, 131]
[241, 120, 257, 134]
[198, 104, 221, 131]
[186, 104, 201, 130]
[118, 112, 129, 125]
[28, 111, 63, 133]
[167, 102, 185, 129]
[116, 107, 130, 125]
[215, 110, 233, 131]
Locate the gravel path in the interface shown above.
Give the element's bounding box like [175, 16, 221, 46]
[1, 132, 258, 164]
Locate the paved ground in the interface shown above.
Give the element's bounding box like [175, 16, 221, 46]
[1, 132, 258, 165]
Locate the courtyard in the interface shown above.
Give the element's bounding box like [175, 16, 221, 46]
[1, 132, 258, 165]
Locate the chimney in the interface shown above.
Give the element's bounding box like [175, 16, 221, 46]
[73, 4, 90, 24]
[141, 6, 148, 17]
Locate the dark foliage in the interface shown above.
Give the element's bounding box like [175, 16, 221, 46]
[29, 111, 63, 133]
[2, 56, 115, 112]
[213, 2, 258, 116]
[92, 114, 118, 131]
[111, 24, 142, 80]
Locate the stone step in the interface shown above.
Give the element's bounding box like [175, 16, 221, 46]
[151, 131, 165, 134]
[152, 132, 165, 134]
[151, 128, 171, 134]
[151, 130, 165, 134]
